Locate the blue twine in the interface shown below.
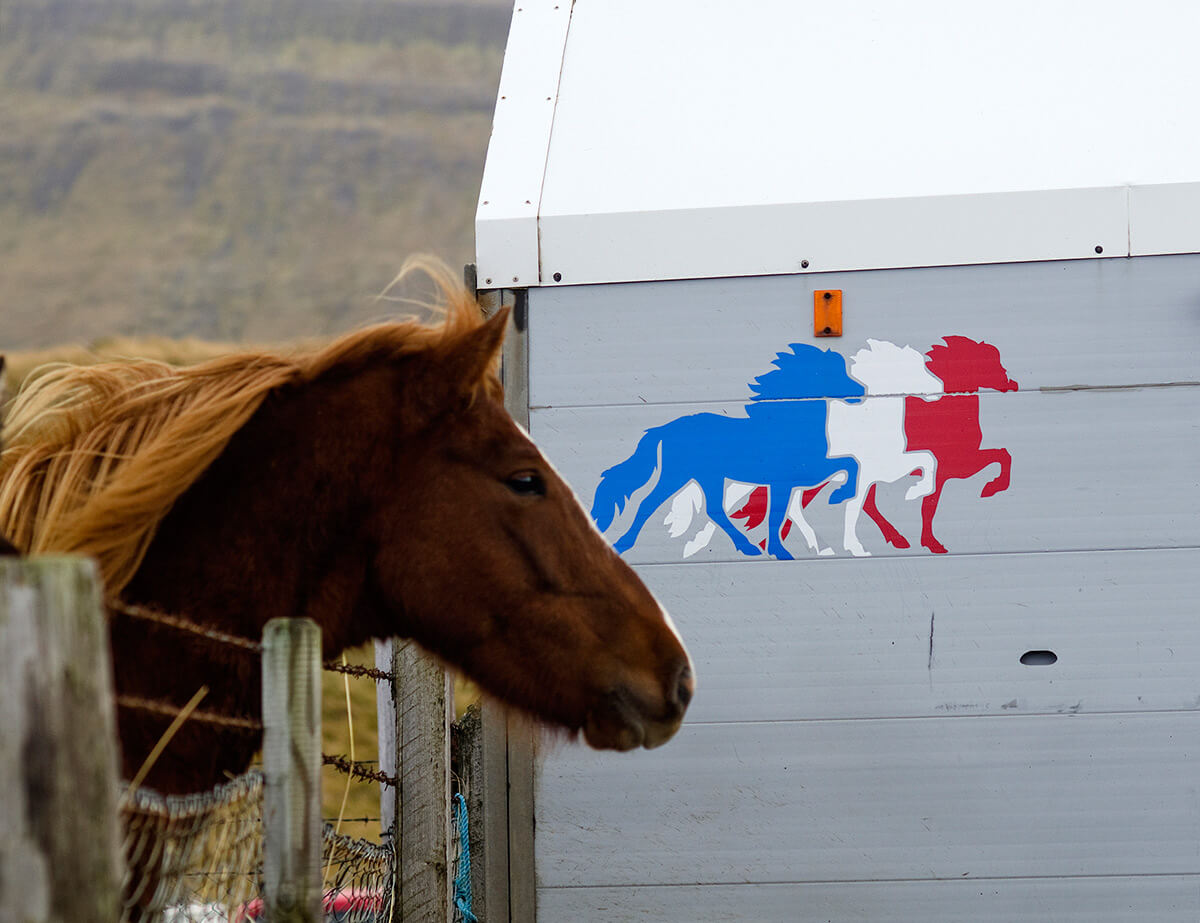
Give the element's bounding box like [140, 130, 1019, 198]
[453, 792, 478, 923]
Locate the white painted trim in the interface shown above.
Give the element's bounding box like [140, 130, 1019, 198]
[1130, 182, 1200, 257]
[474, 1, 572, 288]
[537, 186, 1132, 286]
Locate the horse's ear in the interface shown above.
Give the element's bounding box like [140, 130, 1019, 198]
[445, 306, 510, 391]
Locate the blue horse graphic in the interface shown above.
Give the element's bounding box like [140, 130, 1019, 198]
[591, 344, 865, 559]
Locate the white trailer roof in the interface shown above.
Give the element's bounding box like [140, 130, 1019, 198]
[476, 0, 1200, 288]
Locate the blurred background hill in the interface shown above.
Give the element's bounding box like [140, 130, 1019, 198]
[0, 0, 510, 350]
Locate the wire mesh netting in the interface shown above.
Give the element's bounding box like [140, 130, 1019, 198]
[121, 771, 263, 921]
[119, 770, 396, 923]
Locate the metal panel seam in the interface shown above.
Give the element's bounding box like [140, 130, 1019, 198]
[533, 1, 576, 287]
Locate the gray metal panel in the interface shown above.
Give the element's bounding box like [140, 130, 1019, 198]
[532, 387, 1200, 563]
[522, 253, 1200, 921]
[528, 254, 1200, 408]
[538, 876, 1200, 923]
[535, 712, 1200, 888]
[636, 550, 1200, 724]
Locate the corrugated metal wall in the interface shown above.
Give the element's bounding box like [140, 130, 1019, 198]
[526, 254, 1200, 920]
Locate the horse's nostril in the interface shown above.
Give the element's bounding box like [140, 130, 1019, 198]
[675, 664, 694, 710]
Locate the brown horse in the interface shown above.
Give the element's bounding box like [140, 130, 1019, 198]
[0, 259, 693, 793]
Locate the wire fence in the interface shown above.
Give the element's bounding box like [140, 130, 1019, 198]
[5, 560, 478, 920]
[120, 771, 264, 922]
[121, 769, 401, 923]
[108, 600, 413, 922]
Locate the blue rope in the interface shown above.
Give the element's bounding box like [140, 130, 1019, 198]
[453, 792, 478, 922]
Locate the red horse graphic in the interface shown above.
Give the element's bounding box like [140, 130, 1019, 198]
[880, 336, 1018, 553]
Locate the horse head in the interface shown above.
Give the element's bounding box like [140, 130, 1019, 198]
[365, 306, 694, 752]
[851, 339, 944, 396]
[925, 336, 1019, 394]
[749, 343, 866, 403]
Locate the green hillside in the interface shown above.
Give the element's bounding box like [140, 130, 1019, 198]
[0, 0, 509, 349]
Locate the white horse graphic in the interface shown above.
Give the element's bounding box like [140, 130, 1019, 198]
[799, 339, 942, 556]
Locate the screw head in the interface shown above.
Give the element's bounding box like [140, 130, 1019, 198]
[801, 259, 810, 269]
[553, 272, 562, 282]
[1094, 245, 1104, 254]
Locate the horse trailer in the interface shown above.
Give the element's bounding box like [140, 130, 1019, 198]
[472, 2, 1200, 919]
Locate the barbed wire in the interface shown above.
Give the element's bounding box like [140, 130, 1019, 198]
[323, 661, 395, 681]
[110, 599, 401, 805]
[116, 695, 263, 732]
[107, 599, 261, 653]
[108, 598, 397, 682]
[322, 754, 398, 789]
[324, 816, 383, 824]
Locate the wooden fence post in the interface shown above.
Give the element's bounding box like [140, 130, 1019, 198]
[0, 556, 124, 923]
[375, 637, 397, 841]
[392, 640, 454, 922]
[262, 618, 323, 923]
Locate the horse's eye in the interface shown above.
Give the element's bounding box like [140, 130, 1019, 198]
[505, 471, 546, 497]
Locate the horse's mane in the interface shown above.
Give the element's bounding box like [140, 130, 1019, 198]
[0, 256, 496, 595]
[749, 343, 860, 401]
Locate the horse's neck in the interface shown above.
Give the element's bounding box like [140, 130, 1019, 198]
[125, 373, 391, 653]
[924, 362, 981, 394]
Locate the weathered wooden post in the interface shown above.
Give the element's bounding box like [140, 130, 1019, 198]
[262, 618, 323, 923]
[391, 640, 454, 922]
[0, 556, 124, 923]
[375, 637, 397, 840]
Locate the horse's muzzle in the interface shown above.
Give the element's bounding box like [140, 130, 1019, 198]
[583, 658, 694, 751]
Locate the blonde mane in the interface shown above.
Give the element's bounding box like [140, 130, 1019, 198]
[0, 257, 494, 595]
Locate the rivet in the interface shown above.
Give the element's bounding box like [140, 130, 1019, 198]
[553, 272, 562, 282]
[801, 259, 810, 269]
[512, 276, 519, 283]
[1094, 245, 1103, 254]
[823, 291, 832, 300]
[485, 278, 492, 285]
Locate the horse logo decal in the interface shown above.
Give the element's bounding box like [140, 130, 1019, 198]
[591, 336, 1018, 559]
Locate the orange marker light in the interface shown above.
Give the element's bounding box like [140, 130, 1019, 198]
[814, 289, 842, 337]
